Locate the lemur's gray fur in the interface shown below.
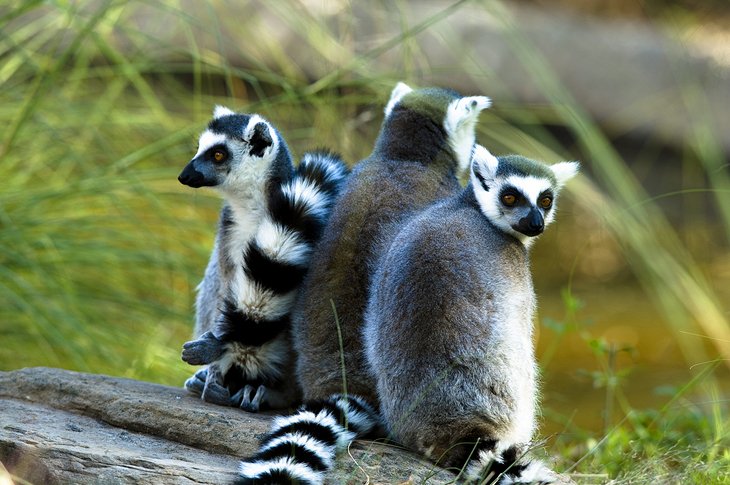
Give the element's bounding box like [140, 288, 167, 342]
[364, 146, 578, 482]
[291, 83, 490, 404]
[194, 240, 223, 338]
[178, 106, 348, 412]
[236, 83, 492, 484]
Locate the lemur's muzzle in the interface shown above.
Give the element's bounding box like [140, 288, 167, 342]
[179, 159, 215, 188]
[515, 208, 544, 237]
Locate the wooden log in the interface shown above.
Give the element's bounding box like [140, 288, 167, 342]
[0, 367, 462, 484]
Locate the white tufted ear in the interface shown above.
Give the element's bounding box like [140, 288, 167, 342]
[445, 96, 492, 175]
[447, 96, 491, 131]
[550, 161, 580, 187]
[470, 144, 499, 189]
[384, 82, 414, 117]
[213, 105, 235, 119]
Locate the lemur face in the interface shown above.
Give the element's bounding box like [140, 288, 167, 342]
[179, 106, 278, 190]
[471, 146, 579, 245]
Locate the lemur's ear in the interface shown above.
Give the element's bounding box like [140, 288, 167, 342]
[213, 105, 235, 119]
[471, 145, 499, 191]
[384, 82, 414, 117]
[456, 96, 491, 124]
[551, 161, 580, 187]
[445, 96, 491, 135]
[245, 118, 274, 158]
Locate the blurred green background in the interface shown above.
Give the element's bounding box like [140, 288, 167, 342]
[1, 0, 728, 482]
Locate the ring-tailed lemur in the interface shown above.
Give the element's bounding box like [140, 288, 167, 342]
[364, 146, 579, 483]
[178, 106, 348, 412]
[235, 83, 491, 483]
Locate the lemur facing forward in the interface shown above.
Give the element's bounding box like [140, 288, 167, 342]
[178, 106, 348, 412]
[365, 146, 579, 483]
[236, 83, 491, 483]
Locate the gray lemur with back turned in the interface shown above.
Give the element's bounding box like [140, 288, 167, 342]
[293, 83, 491, 406]
[177, 106, 348, 412]
[364, 145, 579, 483]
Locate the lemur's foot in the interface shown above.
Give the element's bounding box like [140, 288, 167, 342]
[182, 331, 226, 365]
[198, 365, 233, 405]
[185, 365, 241, 407]
[231, 384, 267, 412]
[184, 367, 208, 396]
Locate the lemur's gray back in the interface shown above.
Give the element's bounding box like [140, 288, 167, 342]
[292, 159, 461, 401]
[291, 84, 490, 403]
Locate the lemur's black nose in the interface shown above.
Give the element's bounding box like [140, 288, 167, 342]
[178, 162, 206, 188]
[516, 208, 544, 237]
[527, 218, 544, 233]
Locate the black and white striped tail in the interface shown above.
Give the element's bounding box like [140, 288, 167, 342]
[236, 394, 384, 484]
[267, 149, 349, 244]
[464, 440, 557, 485]
[217, 150, 349, 344]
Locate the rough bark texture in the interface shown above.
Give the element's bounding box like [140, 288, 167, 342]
[0, 367, 470, 484]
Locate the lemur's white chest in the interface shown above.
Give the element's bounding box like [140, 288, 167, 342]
[222, 184, 267, 304]
[493, 289, 538, 445]
[228, 204, 263, 267]
[219, 154, 271, 263]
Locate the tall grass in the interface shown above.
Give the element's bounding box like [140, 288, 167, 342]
[1, 1, 207, 382]
[483, 2, 729, 367]
[1, 0, 727, 482]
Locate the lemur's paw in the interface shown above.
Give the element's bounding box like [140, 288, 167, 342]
[183, 367, 208, 396]
[200, 367, 233, 406]
[182, 331, 226, 365]
[231, 384, 267, 412]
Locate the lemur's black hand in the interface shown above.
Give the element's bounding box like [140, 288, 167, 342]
[181, 331, 225, 365]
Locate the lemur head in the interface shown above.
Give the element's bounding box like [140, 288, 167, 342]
[470, 145, 579, 246]
[379, 82, 491, 173]
[179, 106, 291, 196]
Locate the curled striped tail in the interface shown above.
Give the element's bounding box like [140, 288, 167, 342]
[269, 149, 349, 244]
[236, 394, 384, 484]
[216, 150, 349, 341]
[463, 440, 557, 485]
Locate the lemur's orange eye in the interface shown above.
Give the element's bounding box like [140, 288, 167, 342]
[501, 194, 517, 206]
[213, 150, 225, 162]
[540, 197, 553, 209]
